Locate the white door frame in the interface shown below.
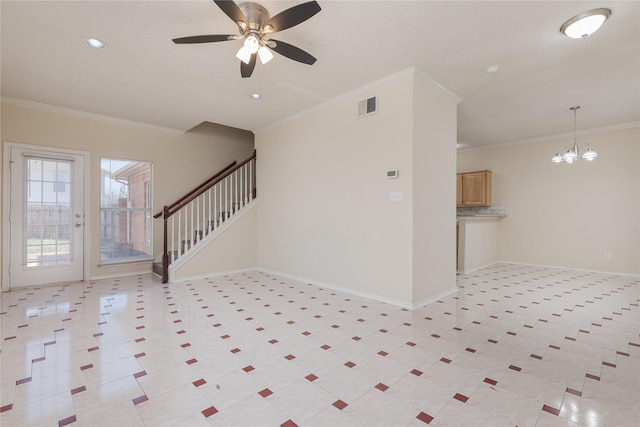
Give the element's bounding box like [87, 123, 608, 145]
[2, 142, 91, 291]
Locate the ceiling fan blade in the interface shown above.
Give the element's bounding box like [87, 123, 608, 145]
[214, 0, 247, 27]
[269, 39, 316, 65]
[264, 1, 321, 33]
[241, 53, 257, 78]
[172, 35, 236, 44]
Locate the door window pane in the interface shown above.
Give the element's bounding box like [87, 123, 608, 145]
[25, 157, 73, 267]
[100, 157, 152, 263]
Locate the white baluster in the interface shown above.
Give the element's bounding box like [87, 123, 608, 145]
[171, 215, 175, 263]
[177, 210, 181, 260]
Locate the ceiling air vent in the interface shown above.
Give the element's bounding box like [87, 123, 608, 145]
[357, 96, 377, 118]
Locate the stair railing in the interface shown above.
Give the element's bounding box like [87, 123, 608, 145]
[156, 150, 256, 283]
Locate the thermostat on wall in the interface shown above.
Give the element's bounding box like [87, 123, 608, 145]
[386, 169, 399, 179]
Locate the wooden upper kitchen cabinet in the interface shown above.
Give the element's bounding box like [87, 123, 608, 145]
[457, 170, 492, 207]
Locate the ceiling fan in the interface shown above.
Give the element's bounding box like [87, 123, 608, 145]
[173, 0, 321, 78]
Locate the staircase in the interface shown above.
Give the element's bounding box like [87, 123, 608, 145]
[153, 151, 256, 283]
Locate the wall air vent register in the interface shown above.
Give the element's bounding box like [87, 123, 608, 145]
[357, 96, 377, 118]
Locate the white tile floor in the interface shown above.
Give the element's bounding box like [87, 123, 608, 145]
[1, 263, 638, 426]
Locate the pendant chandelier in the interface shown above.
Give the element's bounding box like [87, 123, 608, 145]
[551, 106, 598, 164]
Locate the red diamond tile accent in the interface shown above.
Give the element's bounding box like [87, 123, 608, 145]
[344, 361, 356, 368]
[134, 352, 146, 358]
[465, 347, 476, 353]
[321, 344, 331, 350]
[530, 353, 543, 360]
[566, 387, 582, 397]
[378, 351, 388, 357]
[509, 365, 522, 372]
[305, 374, 318, 382]
[431, 334, 441, 339]
[379, 329, 388, 333]
[616, 351, 630, 357]
[285, 354, 296, 360]
[32, 356, 46, 363]
[193, 378, 206, 387]
[352, 336, 361, 341]
[440, 357, 451, 364]
[243, 365, 255, 373]
[410, 369, 423, 376]
[542, 404, 560, 416]
[602, 361, 616, 368]
[375, 383, 389, 392]
[585, 373, 600, 381]
[58, 414, 77, 427]
[87, 346, 99, 352]
[302, 331, 311, 336]
[453, 393, 468, 403]
[70, 386, 86, 395]
[0, 404, 13, 413]
[180, 343, 191, 348]
[406, 341, 416, 347]
[133, 370, 147, 378]
[135, 325, 145, 330]
[269, 339, 278, 344]
[416, 411, 434, 424]
[202, 406, 218, 418]
[186, 358, 198, 365]
[333, 400, 348, 410]
[487, 339, 498, 344]
[16, 377, 32, 385]
[177, 329, 186, 334]
[483, 377, 497, 386]
[331, 324, 340, 328]
[221, 334, 231, 339]
[259, 388, 273, 398]
[80, 364, 93, 371]
[281, 420, 297, 427]
[93, 332, 103, 337]
[132, 395, 148, 405]
[230, 348, 241, 354]
[549, 344, 561, 350]
[135, 337, 145, 343]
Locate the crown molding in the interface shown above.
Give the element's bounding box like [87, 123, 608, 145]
[458, 121, 640, 152]
[1, 97, 185, 134]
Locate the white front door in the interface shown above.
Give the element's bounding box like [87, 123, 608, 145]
[5, 144, 86, 289]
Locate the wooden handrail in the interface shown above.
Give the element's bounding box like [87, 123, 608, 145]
[153, 160, 237, 218]
[165, 150, 256, 219]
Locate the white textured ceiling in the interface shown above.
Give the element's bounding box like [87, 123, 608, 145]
[2, 1, 639, 148]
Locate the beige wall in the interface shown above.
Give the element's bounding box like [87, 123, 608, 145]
[1, 103, 254, 283]
[256, 68, 459, 307]
[458, 125, 640, 275]
[412, 72, 459, 304]
[457, 217, 499, 273]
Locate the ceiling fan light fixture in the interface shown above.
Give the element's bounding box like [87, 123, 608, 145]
[561, 8, 611, 38]
[244, 34, 260, 54]
[236, 46, 252, 64]
[258, 45, 273, 64]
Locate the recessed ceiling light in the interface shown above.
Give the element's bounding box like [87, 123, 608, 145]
[249, 93, 262, 100]
[560, 8, 611, 39]
[486, 65, 500, 74]
[83, 37, 107, 49]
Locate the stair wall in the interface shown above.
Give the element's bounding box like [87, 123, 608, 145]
[170, 201, 258, 281]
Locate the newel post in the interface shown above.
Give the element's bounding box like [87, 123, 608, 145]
[162, 205, 169, 284]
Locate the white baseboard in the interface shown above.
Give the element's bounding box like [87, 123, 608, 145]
[256, 268, 458, 310]
[495, 260, 640, 278]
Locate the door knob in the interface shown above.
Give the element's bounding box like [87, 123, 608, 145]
[75, 222, 82, 228]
